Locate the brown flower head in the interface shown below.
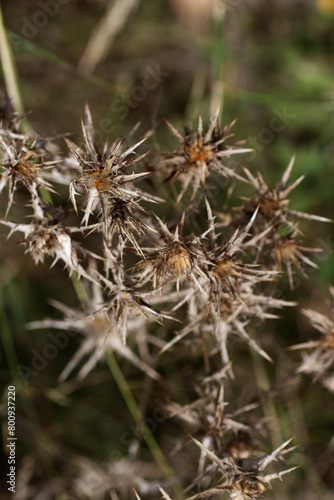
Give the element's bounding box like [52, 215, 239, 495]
[160, 108, 250, 203]
[0, 201, 99, 283]
[203, 206, 277, 308]
[188, 436, 296, 499]
[273, 228, 323, 290]
[290, 288, 334, 392]
[243, 155, 331, 230]
[136, 215, 208, 293]
[65, 105, 158, 242]
[0, 136, 58, 216]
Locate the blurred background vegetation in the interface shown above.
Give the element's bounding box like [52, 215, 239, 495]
[1, 0, 334, 498]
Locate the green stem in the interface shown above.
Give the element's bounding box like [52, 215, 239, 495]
[105, 350, 184, 498]
[0, 5, 28, 132]
[70, 271, 88, 305]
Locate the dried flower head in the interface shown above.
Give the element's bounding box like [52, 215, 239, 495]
[0, 136, 58, 216]
[290, 287, 334, 392]
[65, 105, 157, 243]
[105, 198, 157, 258]
[0, 206, 99, 283]
[162, 377, 296, 498]
[137, 216, 207, 293]
[243, 155, 331, 230]
[159, 108, 249, 203]
[273, 229, 323, 290]
[188, 437, 296, 499]
[203, 206, 277, 308]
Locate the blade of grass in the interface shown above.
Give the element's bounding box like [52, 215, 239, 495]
[78, 0, 140, 75]
[7, 31, 121, 93]
[70, 271, 89, 305]
[104, 350, 185, 499]
[0, 5, 28, 132]
[209, 7, 225, 116]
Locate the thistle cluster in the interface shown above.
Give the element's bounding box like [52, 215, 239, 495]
[0, 92, 331, 499]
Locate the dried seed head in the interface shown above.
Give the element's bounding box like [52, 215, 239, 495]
[142, 240, 194, 291]
[26, 227, 59, 265]
[160, 109, 249, 202]
[65, 105, 155, 229]
[258, 193, 288, 221]
[137, 217, 207, 292]
[190, 435, 296, 499]
[243, 156, 331, 229]
[105, 198, 154, 257]
[273, 231, 320, 289]
[290, 290, 334, 392]
[159, 241, 193, 278]
[0, 137, 57, 216]
[0, 215, 99, 285]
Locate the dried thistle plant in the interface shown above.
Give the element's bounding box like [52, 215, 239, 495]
[2, 94, 331, 499]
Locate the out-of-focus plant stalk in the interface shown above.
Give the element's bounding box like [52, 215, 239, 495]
[0, 5, 28, 132]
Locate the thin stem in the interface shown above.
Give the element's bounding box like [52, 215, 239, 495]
[70, 271, 89, 305]
[0, 5, 28, 132]
[105, 350, 185, 499]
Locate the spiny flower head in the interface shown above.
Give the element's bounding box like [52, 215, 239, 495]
[161, 107, 249, 203]
[0, 136, 57, 216]
[273, 228, 323, 290]
[188, 436, 296, 500]
[65, 104, 156, 231]
[202, 205, 277, 306]
[106, 198, 155, 257]
[136, 215, 208, 293]
[0, 203, 99, 283]
[243, 155, 331, 230]
[290, 287, 334, 392]
[163, 380, 296, 498]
